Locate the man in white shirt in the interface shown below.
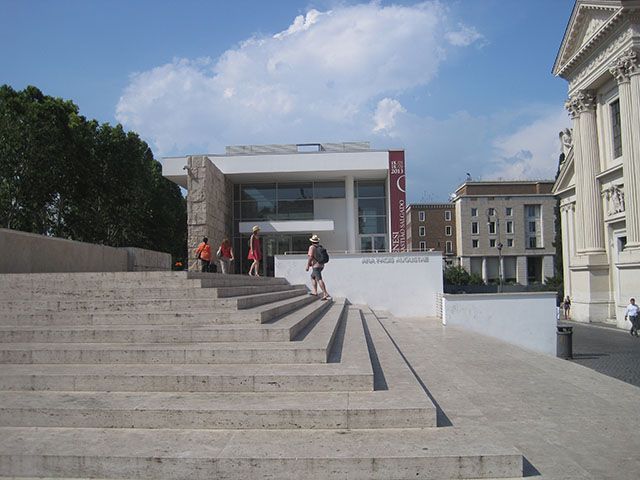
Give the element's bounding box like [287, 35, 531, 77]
[625, 298, 639, 336]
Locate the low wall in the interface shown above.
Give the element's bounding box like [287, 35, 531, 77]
[275, 252, 443, 317]
[442, 292, 557, 356]
[0, 229, 171, 273]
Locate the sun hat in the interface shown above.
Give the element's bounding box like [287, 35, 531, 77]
[252, 225, 260, 233]
[309, 234, 320, 243]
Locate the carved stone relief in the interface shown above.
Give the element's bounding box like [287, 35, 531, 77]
[602, 185, 625, 216]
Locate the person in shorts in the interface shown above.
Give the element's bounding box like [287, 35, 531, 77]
[306, 234, 330, 300]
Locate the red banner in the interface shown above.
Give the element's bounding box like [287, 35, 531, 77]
[389, 151, 407, 252]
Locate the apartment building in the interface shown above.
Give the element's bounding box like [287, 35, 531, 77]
[406, 203, 456, 264]
[451, 181, 556, 285]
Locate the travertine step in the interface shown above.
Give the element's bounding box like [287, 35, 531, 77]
[0, 283, 298, 301]
[0, 294, 318, 326]
[0, 301, 344, 365]
[0, 426, 523, 479]
[0, 297, 332, 343]
[0, 287, 308, 313]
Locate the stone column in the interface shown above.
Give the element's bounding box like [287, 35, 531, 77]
[560, 204, 573, 296]
[481, 257, 488, 284]
[566, 91, 605, 254]
[345, 176, 357, 253]
[516, 256, 528, 286]
[610, 49, 640, 249]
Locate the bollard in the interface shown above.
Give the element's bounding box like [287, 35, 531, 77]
[557, 325, 573, 359]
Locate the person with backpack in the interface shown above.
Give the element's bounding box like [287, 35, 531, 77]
[306, 234, 331, 301]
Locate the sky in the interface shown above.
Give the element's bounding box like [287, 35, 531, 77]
[1, 0, 576, 202]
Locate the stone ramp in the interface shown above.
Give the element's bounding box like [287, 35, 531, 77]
[0, 271, 523, 479]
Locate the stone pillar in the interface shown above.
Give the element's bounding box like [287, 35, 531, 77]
[610, 49, 640, 249]
[516, 256, 528, 286]
[481, 257, 488, 284]
[345, 176, 357, 253]
[566, 91, 605, 254]
[542, 256, 555, 284]
[560, 204, 573, 296]
[186, 156, 232, 272]
[565, 100, 585, 253]
[460, 256, 471, 273]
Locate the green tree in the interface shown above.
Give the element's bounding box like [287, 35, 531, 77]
[443, 265, 485, 286]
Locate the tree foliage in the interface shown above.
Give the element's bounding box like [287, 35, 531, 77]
[443, 265, 484, 286]
[0, 85, 186, 260]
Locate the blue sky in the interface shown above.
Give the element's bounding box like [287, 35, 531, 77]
[1, 0, 575, 202]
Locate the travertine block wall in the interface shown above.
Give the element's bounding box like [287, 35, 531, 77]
[186, 156, 233, 271]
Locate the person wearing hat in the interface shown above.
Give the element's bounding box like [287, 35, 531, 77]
[306, 234, 331, 300]
[247, 225, 262, 276]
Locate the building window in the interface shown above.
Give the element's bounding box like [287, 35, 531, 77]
[525, 204, 542, 248]
[489, 239, 496, 248]
[445, 210, 452, 221]
[419, 241, 426, 251]
[419, 211, 425, 222]
[506, 221, 513, 234]
[488, 221, 496, 234]
[471, 208, 478, 217]
[507, 238, 513, 247]
[356, 181, 387, 240]
[445, 241, 453, 254]
[506, 207, 512, 216]
[314, 181, 345, 198]
[419, 226, 426, 237]
[471, 222, 478, 234]
[445, 226, 452, 236]
[487, 207, 495, 216]
[529, 237, 537, 248]
[472, 239, 479, 248]
[611, 99, 622, 159]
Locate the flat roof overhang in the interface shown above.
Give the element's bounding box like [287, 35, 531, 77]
[162, 152, 390, 189]
[239, 220, 334, 234]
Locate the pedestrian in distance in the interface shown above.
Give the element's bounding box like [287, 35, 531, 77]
[625, 297, 639, 337]
[306, 234, 331, 301]
[217, 238, 235, 274]
[195, 237, 212, 273]
[247, 226, 262, 277]
[563, 296, 571, 320]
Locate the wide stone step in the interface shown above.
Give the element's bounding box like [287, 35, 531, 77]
[0, 301, 343, 364]
[0, 288, 308, 313]
[0, 283, 297, 301]
[0, 298, 332, 343]
[0, 426, 523, 479]
[0, 294, 319, 326]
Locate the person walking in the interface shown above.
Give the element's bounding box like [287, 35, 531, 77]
[247, 226, 262, 277]
[217, 238, 235, 274]
[625, 297, 639, 337]
[563, 296, 571, 320]
[195, 237, 212, 273]
[306, 234, 331, 301]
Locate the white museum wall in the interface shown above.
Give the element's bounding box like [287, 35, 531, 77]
[275, 252, 443, 317]
[442, 292, 557, 356]
[313, 198, 348, 252]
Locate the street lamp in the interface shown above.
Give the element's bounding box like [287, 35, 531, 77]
[487, 209, 504, 293]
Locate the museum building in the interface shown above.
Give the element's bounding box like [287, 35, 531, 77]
[553, 0, 640, 326]
[162, 142, 406, 275]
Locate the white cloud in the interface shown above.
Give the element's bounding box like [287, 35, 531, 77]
[487, 108, 569, 181]
[445, 24, 484, 47]
[373, 98, 406, 134]
[116, 1, 484, 157]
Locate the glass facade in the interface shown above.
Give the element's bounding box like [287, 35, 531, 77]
[356, 180, 387, 252]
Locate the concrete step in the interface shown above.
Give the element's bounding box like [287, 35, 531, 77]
[0, 283, 298, 301]
[0, 298, 333, 343]
[0, 294, 319, 326]
[0, 301, 344, 364]
[0, 288, 308, 313]
[0, 426, 523, 479]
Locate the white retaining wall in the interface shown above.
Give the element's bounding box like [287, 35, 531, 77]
[442, 292, 557, 356]
[275, 252, 443, 317]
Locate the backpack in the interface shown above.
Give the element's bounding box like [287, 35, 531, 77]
[314, 244, 329, 264]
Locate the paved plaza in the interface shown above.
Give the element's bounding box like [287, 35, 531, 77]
[567, 321, 640, 388]
[380, 314, 640, 480]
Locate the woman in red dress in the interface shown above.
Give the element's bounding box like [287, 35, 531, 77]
[247, 225, 262, 276]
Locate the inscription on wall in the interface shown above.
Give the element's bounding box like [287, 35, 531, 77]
[362, 256, 430, 264]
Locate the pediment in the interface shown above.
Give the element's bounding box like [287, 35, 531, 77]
[554, 1, 622, 76]
[553, 151, 575, 195]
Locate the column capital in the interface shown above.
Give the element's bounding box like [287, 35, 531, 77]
[609, 49, 639, 83]
[565, 91, 597, 118]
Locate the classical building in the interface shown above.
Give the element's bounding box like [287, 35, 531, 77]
[406, 203, 456, 264]
[553, 0, 640, 326]
[162, 142, 407, 275]
[452, 181, 556, 285]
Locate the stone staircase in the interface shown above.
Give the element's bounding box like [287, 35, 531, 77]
[0, 271, 523, 479]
